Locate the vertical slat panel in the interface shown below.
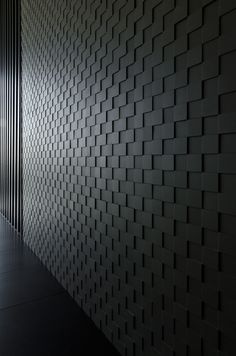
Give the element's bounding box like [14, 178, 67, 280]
[17, 0, 22, 233]
[0, 0, 21, 233]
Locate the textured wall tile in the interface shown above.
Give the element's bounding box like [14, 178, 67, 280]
[22, 0, 236, 355]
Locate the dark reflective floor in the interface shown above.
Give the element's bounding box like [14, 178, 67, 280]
[0, 214, 120, 356]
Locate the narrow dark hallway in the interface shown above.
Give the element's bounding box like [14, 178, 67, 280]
[0, 215, 119, 356]
[1, 0, 236, 355]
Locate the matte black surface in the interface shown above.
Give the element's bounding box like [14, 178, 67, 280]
[0, 215, 120, 356]
[21, 0, 236, 355]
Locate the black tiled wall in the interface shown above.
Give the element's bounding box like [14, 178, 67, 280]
[22, 1, 236, 355]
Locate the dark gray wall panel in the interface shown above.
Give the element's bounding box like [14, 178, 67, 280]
[0, 0, 22, 232]
[22, 1, 236, 355]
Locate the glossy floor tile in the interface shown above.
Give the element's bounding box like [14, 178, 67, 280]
[0, 215, 120, 356]
[0, 248, 41, 274]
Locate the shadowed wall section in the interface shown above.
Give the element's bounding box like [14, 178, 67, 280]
[22, 1, 236, 355]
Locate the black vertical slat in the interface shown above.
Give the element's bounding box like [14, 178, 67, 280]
[0, 1, 1, 214]
[0, 0, 21, 233]
[5, 0, 7, 218]
[17, 0, 22, 232]
[6, 0, 8, 220]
